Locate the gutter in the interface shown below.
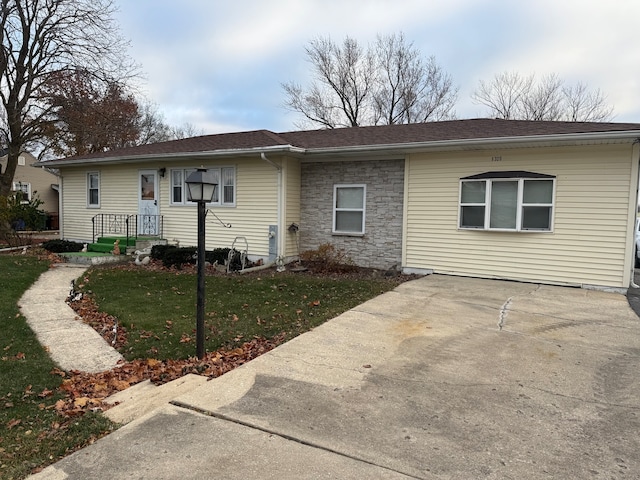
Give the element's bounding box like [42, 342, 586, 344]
[34, 144, 304, 168]
[303, 130, 640, 157]
[36, 130, 640, 168]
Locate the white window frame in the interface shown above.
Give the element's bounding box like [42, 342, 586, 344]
[87, 172, 100, 208]
[170, 166, 236, 207]
[332, 184, 366, 235]
[12, 181, 31, 202]
[459, 176, 555, 232]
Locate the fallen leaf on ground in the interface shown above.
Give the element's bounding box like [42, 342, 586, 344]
[73, 397, 91, 407]
[6, 419, 21, 429]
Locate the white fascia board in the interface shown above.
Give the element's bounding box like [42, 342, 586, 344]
[36, 144, 303, 168]
[36, 130, 640, 167]
[304, 131, 640, 158]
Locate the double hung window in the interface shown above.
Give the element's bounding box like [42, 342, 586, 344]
[459, 172, 555, 231]
[171, 167, 235, 206]
[12, 181, 31, 202]
[87, 172, 100, 208]
[333, 184, 366, 234]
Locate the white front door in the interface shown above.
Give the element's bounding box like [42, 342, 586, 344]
[138, 170, 159, 235]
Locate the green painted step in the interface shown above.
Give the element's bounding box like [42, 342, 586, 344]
[97, 236, 137, 247]
[87, 243, 117, 254]
[88, 236, 132, 254]
[87, 236, 163, 254]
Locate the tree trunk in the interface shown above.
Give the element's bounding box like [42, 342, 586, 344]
[0, 146, 19, 197]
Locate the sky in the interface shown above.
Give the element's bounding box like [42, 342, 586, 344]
[113, 0, 640, 135]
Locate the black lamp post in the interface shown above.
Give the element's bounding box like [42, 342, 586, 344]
[185, 168, 218, 359]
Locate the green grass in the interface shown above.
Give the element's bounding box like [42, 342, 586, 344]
[3, 258, 405, 477]
[0, 255, 115, 479]
[84, 267, 402, 361]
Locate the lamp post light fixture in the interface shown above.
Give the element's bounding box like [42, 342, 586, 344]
[185, 167, 218, 359]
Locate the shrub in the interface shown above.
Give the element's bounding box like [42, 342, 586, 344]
[205, 247, 231, 265]
[161, 246, 196, 269]
[153, 245, 235, 270]
[42, 239, 84, 253]
[150, 244, 171, 260]
[0, 192, 46, 231]
[299, 243, 357, 273]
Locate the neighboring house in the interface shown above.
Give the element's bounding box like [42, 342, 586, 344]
[37, 118, 640, 290]
[1, 150, 60, 227]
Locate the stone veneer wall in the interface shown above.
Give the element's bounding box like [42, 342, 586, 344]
[299, 159, 404, 270]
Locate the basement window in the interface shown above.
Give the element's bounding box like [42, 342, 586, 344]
[459, 171, 555, 231]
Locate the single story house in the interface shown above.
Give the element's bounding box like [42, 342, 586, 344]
[38, 118, 640, 291]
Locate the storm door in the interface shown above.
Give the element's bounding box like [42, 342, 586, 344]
[138, 170, 159, 235]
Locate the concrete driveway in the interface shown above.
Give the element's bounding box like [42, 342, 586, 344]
[33, 275, 640, 479]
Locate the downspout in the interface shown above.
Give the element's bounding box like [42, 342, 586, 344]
[261, 152, 283, 267]
[58, 174, 64, 239]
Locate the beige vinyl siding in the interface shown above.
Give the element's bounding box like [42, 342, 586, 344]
[404, 144, 636, 288]
[60, 168, 94, 241]
[60, 158, 280, 257]
[160, 157, 278, 256]
[282, 156, 301, 259]
[60, 165, 138, 241]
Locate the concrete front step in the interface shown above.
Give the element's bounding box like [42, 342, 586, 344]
[89, 236, 166, 254]
[58, 252, 130, 265]
[104, 374, 209, 424]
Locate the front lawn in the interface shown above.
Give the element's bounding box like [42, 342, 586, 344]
[0, 255, 114, 480]
[81, 266, 401, 360]
[2, 254, 410, 478]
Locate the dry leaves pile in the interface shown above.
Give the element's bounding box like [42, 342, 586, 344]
[52, 335, 284, 418]
[68, 294, 127, 348]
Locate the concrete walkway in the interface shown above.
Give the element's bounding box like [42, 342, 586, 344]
[18, 264, 123, 373]
[29, 274, 640, 479]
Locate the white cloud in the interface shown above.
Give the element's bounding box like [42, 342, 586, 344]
[114, 0, 640, 132]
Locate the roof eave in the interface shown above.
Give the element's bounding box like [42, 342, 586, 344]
[36, 130, 640, 167]
[36, 144, 304, 167]
[303, 131, 640, 158]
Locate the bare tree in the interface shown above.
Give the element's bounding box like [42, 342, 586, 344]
[136, 104, 205, 143]
[373, 32, 457, 124]
[563, 82, 614, 122]
[519, 74, 564, 121]
[283, 36, 376, 128]
[0, 0, 136, 196]
[135, 101, 172, 145]
[472, 71, 614, 122]
[472, 71, 533, 120]
[283, 33, 457, 129]
[169, 122, 205, 140]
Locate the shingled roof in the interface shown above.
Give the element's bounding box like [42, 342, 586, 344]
[41, 118, 640, 166]
[280, 118, 640, 149]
